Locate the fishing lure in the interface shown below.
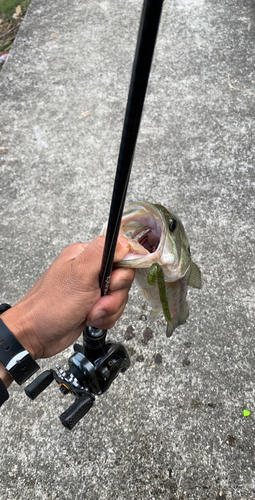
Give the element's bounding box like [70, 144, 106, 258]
[147, 263, 172, 323]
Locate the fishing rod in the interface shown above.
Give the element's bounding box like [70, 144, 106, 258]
[100, 0, 165, 296]
[25, 0, 165, 429]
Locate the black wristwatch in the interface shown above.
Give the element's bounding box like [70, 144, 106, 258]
[0, 304, 40, 385]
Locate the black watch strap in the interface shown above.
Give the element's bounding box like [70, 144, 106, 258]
[0, 303, 12, 314]
[0, 318, 40, 385]
[0, 378, 9, 407]
[0, 378, 9, 406]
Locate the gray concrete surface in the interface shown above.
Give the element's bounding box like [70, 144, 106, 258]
[0, 0, 254, 498]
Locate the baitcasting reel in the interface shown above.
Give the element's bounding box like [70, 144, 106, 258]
[25, 326, 130, 430]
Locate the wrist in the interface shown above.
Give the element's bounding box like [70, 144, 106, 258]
[1, 302, 40, 360]
[0, 361, 13, 389]
[0, 303, 40, 385]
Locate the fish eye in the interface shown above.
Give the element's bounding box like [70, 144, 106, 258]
[169, 218, 177, 232]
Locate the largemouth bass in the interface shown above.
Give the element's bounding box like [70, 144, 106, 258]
[102, 201, 202, 337]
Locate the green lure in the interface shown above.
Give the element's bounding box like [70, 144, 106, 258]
[147, 263, 172, 323]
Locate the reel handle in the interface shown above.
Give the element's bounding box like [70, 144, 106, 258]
[59, 393, 95, 430]
[25, 370, 54, 400]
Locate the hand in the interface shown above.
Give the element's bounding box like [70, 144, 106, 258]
[1, 236, 135, 360]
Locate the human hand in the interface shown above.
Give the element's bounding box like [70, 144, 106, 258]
[1, 237, 135, 360]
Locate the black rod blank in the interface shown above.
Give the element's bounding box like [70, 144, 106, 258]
[99, 0, 164, 296]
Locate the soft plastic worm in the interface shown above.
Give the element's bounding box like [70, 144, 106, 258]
[147, 263, 172, 323]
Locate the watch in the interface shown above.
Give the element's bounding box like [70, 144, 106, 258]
[0, 304, 40, 385]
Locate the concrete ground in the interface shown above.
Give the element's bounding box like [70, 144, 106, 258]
[0, 0, 254, 498]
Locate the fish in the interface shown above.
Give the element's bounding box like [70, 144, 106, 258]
[101, 201, 202, 337]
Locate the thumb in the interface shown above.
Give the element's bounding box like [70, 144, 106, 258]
[75, 236, 131, 281]
[114, 237, 131, 262]
[82, 236, 131, 264]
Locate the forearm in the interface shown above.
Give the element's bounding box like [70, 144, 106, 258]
[1, 303, 39, 359]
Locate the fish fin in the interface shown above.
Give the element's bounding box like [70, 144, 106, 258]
[140, 289, 150, 301]
[166, 302, 189, 338]
[188, 262, 202, 289]
[179, 302, 189, 324]
[149, 309, 161, 321]
[166, 323, 174, 338]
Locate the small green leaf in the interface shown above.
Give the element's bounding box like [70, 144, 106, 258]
[243, 409, 250, 417]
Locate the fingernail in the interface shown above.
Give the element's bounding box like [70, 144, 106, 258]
[89, 309, 106, 325]
[110, 279, 127, 291]
[118, 236, 130, 248]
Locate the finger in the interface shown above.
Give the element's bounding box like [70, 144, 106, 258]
[113, 237, 131, 262]
[87, 300, 127, 330]
[73, 236, 131, 284]
[109, 267, 135, 291]
[86, 287, 130, 327]
[74, 236, 106, 273]
[79, 235, 131, 266]
[99, 301, 127, 330]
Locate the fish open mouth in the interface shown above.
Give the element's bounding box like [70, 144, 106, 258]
[125, 226, 160, 253]
[121, 214, 162, 258]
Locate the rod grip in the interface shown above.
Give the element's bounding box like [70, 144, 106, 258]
[25, 370, 54, 400]
[59, 394, 94, 430]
